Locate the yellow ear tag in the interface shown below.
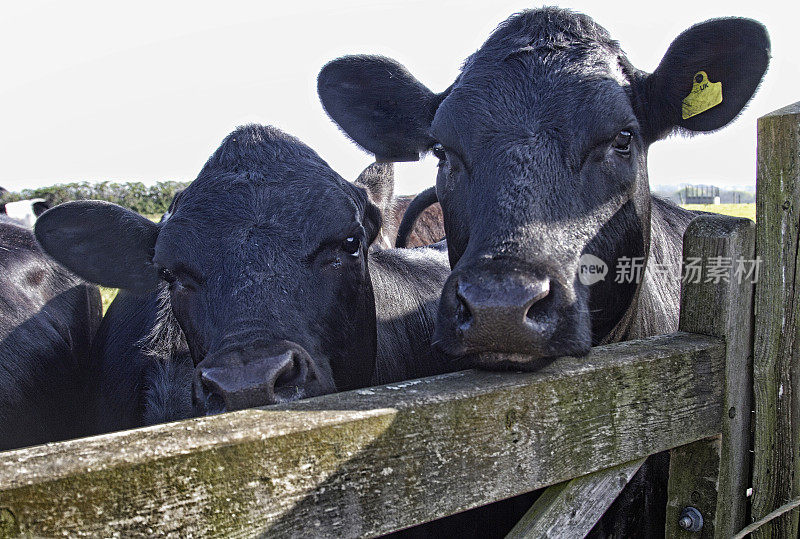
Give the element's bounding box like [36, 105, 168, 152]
[681, 71, 723, 120]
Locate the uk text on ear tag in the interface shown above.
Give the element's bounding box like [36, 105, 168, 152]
[682, 71, 723, 120]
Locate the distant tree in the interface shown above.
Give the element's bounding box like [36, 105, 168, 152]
[0, 181, 190, 215]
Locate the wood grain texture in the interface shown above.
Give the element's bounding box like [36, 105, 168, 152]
[752, 101, 800, 539]
[667, 214, 756, 537]
[0, 333, 723, 538]
[504, 458, 644, 539]
[666, 436, 722, 538]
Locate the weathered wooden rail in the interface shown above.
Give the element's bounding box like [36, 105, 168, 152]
[0, 102, 797, 538]
[0, 333, 724, 537]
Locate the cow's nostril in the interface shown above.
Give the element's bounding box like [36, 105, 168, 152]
[275, 365, 297, 389]
[525, 283, 552, 322]
[275, 356, 307, 388]
[525, 303, 535, 321]
[272, 351, 313, 401]
[455, 290, 473, 329]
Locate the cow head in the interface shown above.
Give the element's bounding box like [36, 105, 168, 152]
[318, 9, 769, 369]
[35, 125, 382, 413]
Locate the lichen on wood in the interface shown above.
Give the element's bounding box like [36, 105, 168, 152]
[0, 333, 724, 537]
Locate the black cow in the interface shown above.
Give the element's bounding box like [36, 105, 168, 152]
[1, 198, 51, 228]
[317, 8, 768, 535]
[0, 217, 102, 451]
[35, 125, 451, 432]
[355, 162, 445, 248]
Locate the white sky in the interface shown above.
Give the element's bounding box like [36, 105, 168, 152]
[1, 0, 798, 194]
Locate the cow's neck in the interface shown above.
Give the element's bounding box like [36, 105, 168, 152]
[368, 246, 452, 385]
[617, 196, 697, 341]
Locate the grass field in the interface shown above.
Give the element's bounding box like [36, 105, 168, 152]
[95, 205, 758, 313]
[681, 203, 756, 221]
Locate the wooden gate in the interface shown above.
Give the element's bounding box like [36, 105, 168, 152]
[0, 102, 798, 538]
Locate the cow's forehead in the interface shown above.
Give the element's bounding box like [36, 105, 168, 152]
[433, 66, 634, 162]
[460, 10, 626, 92]
[177, 123, 360, 221]
[154, 167, 362, 270]
[431, 10, 634, 157]
[472, 8, 621, 66]
[171, 174, 358, 233]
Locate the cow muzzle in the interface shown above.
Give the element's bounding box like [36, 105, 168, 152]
[193, 341, 330, 415]
[434, 258, 591, 368]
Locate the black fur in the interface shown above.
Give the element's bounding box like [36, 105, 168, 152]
[355, 162, 395, 217]
[36, 125, 451, 431]
[31, 200, 50, 217]
[370, 241, 451, 384]
[0, 217, 102, 450]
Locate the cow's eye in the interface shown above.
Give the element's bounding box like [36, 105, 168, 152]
[432, 143, 446, 161]
[612, 131, 632, 154]
[341, 236, 360, 256]
[159, 267, 176, 284]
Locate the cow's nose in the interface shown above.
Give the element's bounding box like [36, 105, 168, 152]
[457, 275, 551, 328]
[438, 270, 558, 356]
[196, 345, 316, 414]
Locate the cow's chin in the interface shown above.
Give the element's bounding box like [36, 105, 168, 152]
[467, 337, 592, 371]
[435, 336, 592, 372]
[469, 352, 561, 372]
[193, 375, 334, 417]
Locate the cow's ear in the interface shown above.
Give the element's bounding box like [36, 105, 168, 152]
[161, 189, 184, 223]
[364, 201, 383, 248]
[32, 200, 50, 217]
[639, 18, 769, 141]
[354, 162, 394, 216]
[318, 55, 448, 161]
[35, 200, 160, 293]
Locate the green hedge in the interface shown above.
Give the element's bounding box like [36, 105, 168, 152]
[0, 181, 189, 215]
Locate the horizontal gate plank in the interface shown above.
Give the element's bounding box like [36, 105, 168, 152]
[0, 332, 724, 538]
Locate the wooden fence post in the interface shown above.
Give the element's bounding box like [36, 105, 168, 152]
[666, 213, 756, 537]
[509, 213, 754, 539]
[751, 101, 800, 538]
